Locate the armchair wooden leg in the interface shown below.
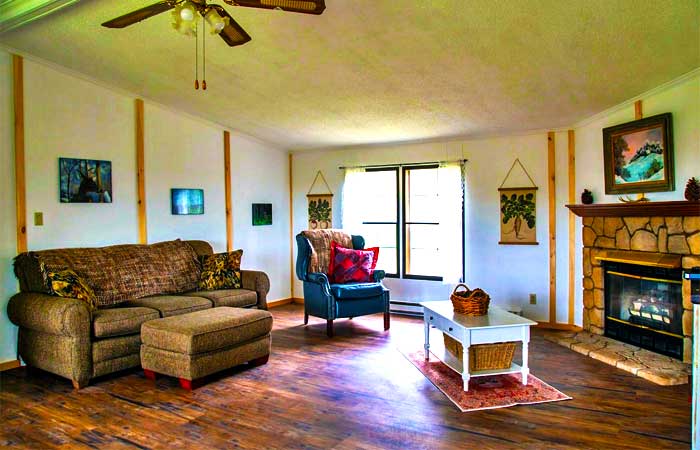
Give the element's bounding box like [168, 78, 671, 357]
[304, 311, 309, 325]
[327, 320, 334, 338]
[384, 311, 390, 331]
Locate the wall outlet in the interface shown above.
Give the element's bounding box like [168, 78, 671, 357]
[34, 212, 43, 226]
[529, 293, 537, 305]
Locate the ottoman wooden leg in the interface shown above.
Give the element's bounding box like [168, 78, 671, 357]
[249, 355, 269, 367]
[179, 378, 193, 391]
[384, 311, 390, 331]
[327, 319, 334, 338]
[304, 311, 309, 325]
[144, 369, 157, 381]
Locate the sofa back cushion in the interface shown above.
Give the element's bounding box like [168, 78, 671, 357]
[301, 229, 353, 274]
[15, 240, 201, 307]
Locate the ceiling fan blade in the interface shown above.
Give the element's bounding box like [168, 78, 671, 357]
[102, 1, 175, 28]
[211, 5, 252, 47]
[223, 0, 325, 15]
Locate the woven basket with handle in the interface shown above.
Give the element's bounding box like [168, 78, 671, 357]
[450, 283, 490, 316]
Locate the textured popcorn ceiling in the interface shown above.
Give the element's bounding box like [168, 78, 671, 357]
[0, 0, 698, 150]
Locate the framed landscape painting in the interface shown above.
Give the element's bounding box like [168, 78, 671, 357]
[171, 188, 204, 215]
[59, 157, 112, 203]
[603, 113, 674, 194]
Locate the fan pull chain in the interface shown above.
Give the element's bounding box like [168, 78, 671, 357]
[202, 15, 207, 90]
[194, 20, 199, 90]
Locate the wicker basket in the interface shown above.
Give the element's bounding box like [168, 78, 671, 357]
[443, 334, 516, 371]
[450, 283, 490, 316]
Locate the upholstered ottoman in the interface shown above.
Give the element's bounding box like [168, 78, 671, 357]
[140, 306, 272, 390]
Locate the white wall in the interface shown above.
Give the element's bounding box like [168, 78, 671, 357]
[145, 103, 226, 251]
[231, 133, 290, 301]
[0, 52, 291, 363]
[292, 133, 569, 322]
[0, 51, 18, 362]
[23, 60, 138, 249]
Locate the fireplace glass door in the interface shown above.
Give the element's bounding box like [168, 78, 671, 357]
[604, 261, 683, 359]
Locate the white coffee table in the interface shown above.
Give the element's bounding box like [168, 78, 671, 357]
[421, 301, 537, 391]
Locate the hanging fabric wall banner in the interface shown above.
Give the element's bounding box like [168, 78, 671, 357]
[307, 171, 333, 230]
[498, 159, 538, 245]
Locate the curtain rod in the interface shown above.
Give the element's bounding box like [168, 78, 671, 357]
[338, 159, 468, 170]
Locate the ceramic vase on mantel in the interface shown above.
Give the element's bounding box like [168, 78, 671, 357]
[581, 189, 594, 205]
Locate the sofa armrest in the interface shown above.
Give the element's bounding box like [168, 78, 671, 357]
[372, 270, 386, 282]
[7, 292, 91, 338]
[241, 270, 270, 310]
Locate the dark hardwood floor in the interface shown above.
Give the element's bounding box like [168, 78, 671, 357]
[0, 304, 691, 449]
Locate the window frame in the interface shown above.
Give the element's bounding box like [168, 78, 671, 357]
[361, 167, 400, 278]
[401, 164, 443, 281]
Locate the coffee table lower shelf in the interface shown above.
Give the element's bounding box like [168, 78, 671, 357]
[438, 349, 523, 379]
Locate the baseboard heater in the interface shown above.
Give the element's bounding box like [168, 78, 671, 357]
[390, 300, 423, 316]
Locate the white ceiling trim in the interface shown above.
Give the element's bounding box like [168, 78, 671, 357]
[0, 0, 80, 33]
[573, 67, 700, 129]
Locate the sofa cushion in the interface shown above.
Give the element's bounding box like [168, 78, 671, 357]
[330, 283, 385, 300]
[184, 289, 257, 308]
[198, 250, 243, 291]
[92, 333, 142, 362]
[47, 268, 98, 311]
[18, 239, 201, 307]
[123, 295, 212, 317]
[141, 307, 273, 355]
[92, 307, 160, 338]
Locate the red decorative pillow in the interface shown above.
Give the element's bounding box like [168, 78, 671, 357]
[328, 241, 379, 284]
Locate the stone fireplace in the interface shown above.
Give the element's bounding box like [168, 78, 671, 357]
[574, 205, 700, 363]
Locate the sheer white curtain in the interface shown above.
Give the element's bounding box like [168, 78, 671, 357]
[437, 162, 465, 283]
[341, 168, 366, 234]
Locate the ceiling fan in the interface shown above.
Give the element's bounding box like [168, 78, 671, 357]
[101, 0, 326, 47]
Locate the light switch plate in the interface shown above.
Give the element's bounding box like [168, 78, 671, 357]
[529, 293, 537, 305]
[34, 212, 43, 226]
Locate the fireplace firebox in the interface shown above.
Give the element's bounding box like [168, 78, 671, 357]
[603, 261, 683, 359]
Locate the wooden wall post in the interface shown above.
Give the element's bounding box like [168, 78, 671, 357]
[548, 131, 556, 324]
[224, 131, 233, 252]
[288, 153, 294, 299]
[567, 130, 576, 325]
[634, 99, 643, 120]
[13, 54, 26, 254]
[135, 99, 147, 244]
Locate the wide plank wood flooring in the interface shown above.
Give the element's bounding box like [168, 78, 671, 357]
[0, 304, 691, 449]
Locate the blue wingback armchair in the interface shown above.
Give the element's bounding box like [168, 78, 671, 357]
[296, 232, 390, 337]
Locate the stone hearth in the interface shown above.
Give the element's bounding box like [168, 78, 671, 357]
[581, 215, 700, 363]
[542, 330, 690, 385]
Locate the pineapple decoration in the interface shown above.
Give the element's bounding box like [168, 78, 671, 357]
[685, 177, 700, 202]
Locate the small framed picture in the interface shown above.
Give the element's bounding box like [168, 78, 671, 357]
[602, 113, 674, 194]
[171, 189, 204, 215]
[252, 203, 272, 226]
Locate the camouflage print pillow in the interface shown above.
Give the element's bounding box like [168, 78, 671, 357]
[47, 269, 98, 311]
[198, 250, 243, 291]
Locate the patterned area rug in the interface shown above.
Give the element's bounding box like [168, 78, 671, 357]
[404, 349, 571, 412]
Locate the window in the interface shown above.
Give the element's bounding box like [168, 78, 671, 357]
[342, 163, 464, 282]
[403, 165, 441, 279]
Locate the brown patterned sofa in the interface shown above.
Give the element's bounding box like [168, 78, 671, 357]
[8, 240, 270, 389]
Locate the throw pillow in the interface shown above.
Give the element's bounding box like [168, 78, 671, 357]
[328, 241, 379, 284]
[198, 250, 243, 290]
[46, 269, 98, 311]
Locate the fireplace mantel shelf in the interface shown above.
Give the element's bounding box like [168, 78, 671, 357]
[566, 201, 700, 217]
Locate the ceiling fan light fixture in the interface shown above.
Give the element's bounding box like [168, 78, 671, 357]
[179, 1, 197, 21]
[204, 8, 229, 34]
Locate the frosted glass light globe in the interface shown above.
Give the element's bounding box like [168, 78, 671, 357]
[180, 2, 196, 21]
